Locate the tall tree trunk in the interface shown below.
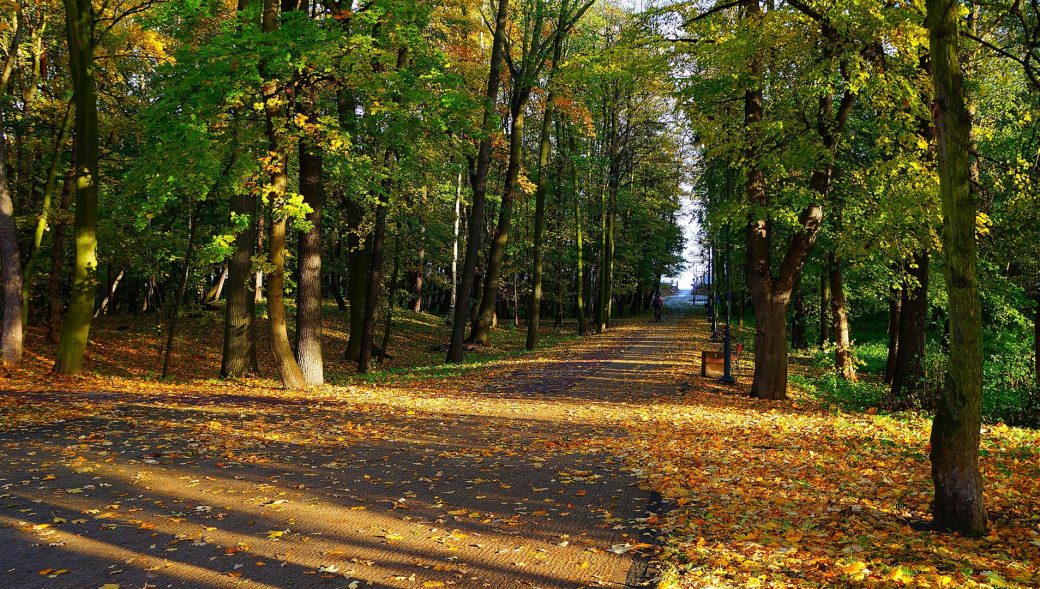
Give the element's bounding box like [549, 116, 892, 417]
[751, 297, 789, 398]
[261, 0, 306, 390]
[743, 0, 822, 399]
[829, 253, 856, 381]
[47, 169, 74, 345]
[890, 251, 929, 402]
[447, 172, 463, 324]
[379, 230, 402, 365]
[162, 205, 197, 379]
[54, 0, 99, 374]
[790, 289, 807, 350]
[295, 92, 324, 386]
[23, 102, 74, 325]
[885, 286, 902, 384]
[526, 94, 557, 348]
[447, 0, 510, 362]
[572, 136, 586, 336]
[472, 99, 526, 344]
[818, 267, 830, 349]
[448, 173, 462, 323]
[358, 158, 392, 374]
[344, 201, 368, 361]
[597, 173, 616, 333]
[0, 119, 23, 367]
[1034, 296, 1039, 388]
[926, 0, 987, 535]
[221, 190, 258, 377]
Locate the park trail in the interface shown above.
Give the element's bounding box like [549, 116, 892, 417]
[0, 296, 703, 589]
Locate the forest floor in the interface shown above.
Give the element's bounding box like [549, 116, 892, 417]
[1, 299, 1039, 588]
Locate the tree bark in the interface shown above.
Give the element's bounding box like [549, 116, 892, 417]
[743, 0, 822, 399]
[751, 297, 790, 399]
[926, 0, 987, 535]
[221, 190, 258, 377]
[791, 289, 807, 350]
[295, 92, 324, 386]
[205, 264, 228, 305]
[891, 251, 929, 402]
[885, 286, 902, 384]
[23, 102, 74, 325]
[0, 118, 24, 367]
[829, 253, 856, 381]
[818, 267, 830, 349]
[447, 173, 463, 323]
[261, 0, 306, 389]
[54, 0, 99, 374]
[447, 0, 510, 362]
[94, 267, 125, 318]
[379, 229, 402, 364]
[472, 99, 526, 345]
[162, 205, 197, 379]
[47, 168, 74, 345]
[358, 158, 391, 374]
[344, 200, 368, 361]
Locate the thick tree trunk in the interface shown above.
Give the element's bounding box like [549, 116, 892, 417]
[472, 101, 526, 345]
[829, 253, 856, 381]
[295, 102, 323, 386]
[0, 122, 24, 367]
[221, 191, 258, 378]
[54, 0, 99, 374]
[751, 297, 789, 400]
[743, 0, 822, 399]
[891, 251, 929, 402]
[885, 287, 902, 384]
[926, 0, 987, 535]
[47, 170, 74, 345]
[267, 207, 307, 389]
[447, 0, 510, 362]
[260, 0, 306, 390]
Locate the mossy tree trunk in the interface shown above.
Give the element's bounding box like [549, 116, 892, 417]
[926, 0, 988, 535]
[54, 0, 99, 374]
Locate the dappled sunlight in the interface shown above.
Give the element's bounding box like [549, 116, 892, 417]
[4, 312, 1038, 588]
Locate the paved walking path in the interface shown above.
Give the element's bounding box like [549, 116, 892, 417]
[0, 306, 699, 589]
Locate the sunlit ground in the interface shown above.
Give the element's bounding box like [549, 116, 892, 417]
[1, 304, 1038, 588]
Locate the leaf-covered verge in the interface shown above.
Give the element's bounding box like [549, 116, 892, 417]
[624, 318, 1040, 589]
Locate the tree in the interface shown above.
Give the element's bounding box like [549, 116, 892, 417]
[926, 0, 988, 535]
[447, 0, 510, 362]
[53, 0, 99, 374]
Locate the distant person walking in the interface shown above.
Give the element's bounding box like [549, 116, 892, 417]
[652, 292, 664, 322]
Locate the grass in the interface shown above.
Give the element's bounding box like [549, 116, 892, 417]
[792, 312, 1039, 427]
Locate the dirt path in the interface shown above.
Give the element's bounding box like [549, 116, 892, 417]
[0, 310, 700, 589]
